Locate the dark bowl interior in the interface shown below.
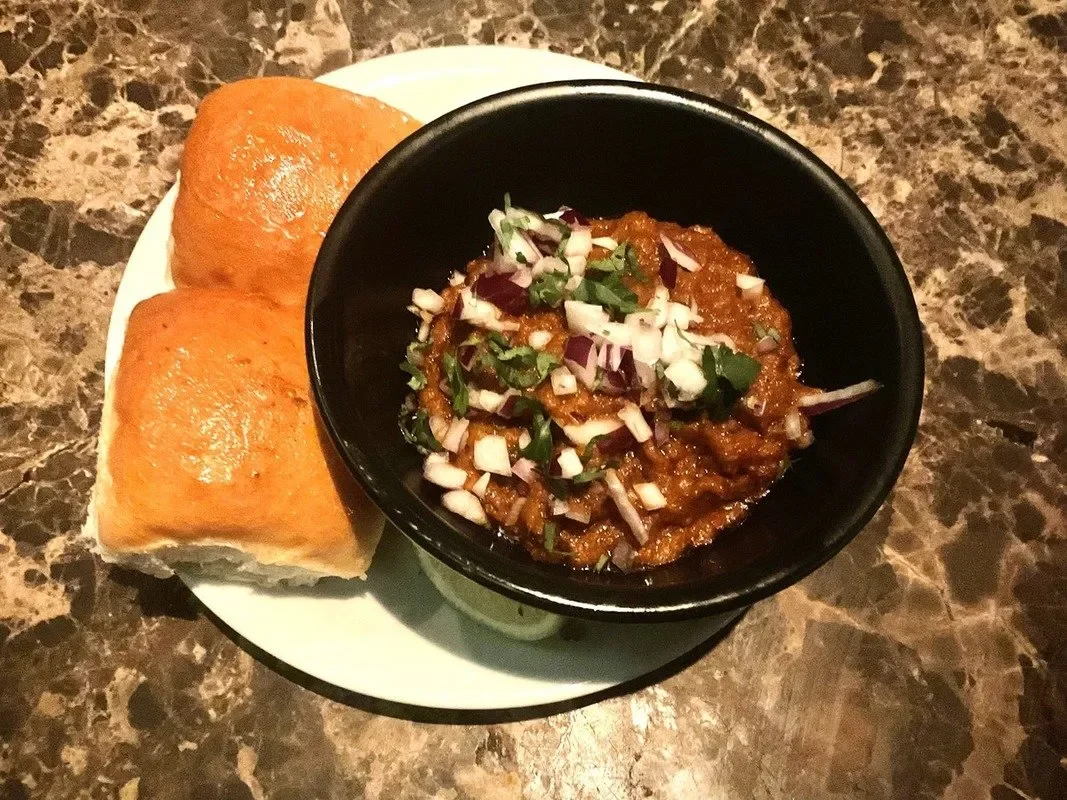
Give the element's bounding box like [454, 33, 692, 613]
[307, 80, 923, 621]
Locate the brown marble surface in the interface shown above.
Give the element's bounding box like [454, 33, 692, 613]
[1, 0, 1065, 797]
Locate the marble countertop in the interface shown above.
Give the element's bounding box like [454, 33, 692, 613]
[2, 0, 1064, 798]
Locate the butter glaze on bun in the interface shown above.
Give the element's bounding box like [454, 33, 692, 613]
[171, 77, 420, 306]
[89, 288, 383, 583]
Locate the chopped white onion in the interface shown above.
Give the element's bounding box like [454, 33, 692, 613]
[562, 418, 624, 446]
[518, 430, 532, 450]
[665, 302, 700, 330]
[567, 255, 587, 276]
[550, 367, 578, 396]
[603, 469, 649, 544]
[473, 434, 512, 476]
[591, 236, 619, 250]
[630, 326, 663, 365]
[617, 403, 653, 443]
[425, 452, 448, 465]
[428, 414, 449, 442]
[564, 227, 593, 258]
[688, 332, 737, 351]
[625, 310, 660, 328]
[508, 268, 533, 288]
[634, 482, 667, 511]
[441, 417, 470, 453]
[736, 273, 765, 301]
[489, 209, 541, 266]
[457, 288, 520, 332]
[564, 300, 610, 336]
[659, 234, 702, 272]
[784, 409, 804, 441]
[469, 389, 506, 413]
[550, 498, 570, 517]
[441, 489, 488, 525]
[660, 324, 699, 365]
[531, 256, 569, 277]
[594, 321, 633, 348]
[528, 330, 553, 349]
[423, 459, 468, 489]
[449, 271, 465, 287]
[471, 472, 491, 499]
[411, 288, 445, 315]
[417, 320, 430, 342]
[557, 447, 584, 479]
[647, 284, 671, 328]
[664, 360, 707, 399]
[512, 458, 538, 483]
[565, 274, 583, 292]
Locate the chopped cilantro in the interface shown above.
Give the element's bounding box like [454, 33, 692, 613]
[400, 341, 427, 391]
[594, 553, 610, 572]
[442, 352, 469, 416]
[570, 467, 605, 484]
[482, 332, 559, 389]
[700, 344, 761, 420]
[543, 521, 558, 552]
[519, 409, 553, 465]
[586, 242, 647, 282]
[753, 322, 781, 343]
[528, 271, 568, 309]
[668, 419, 684, 432]
[570, 271, 642, 319]
[399, 408, 442, 454]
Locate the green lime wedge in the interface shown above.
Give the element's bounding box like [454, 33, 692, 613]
[415, 547, 564, 641]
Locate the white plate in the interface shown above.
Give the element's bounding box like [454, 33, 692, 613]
[105, 45, 739, 712]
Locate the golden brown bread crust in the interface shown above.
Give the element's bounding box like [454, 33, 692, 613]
[171, 77, 420, 307]
[95, 288, 381, 578]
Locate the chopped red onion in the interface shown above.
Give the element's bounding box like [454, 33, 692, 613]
[559, 207, 590, 227]
[473, 274, 529, 315]
[798, 379, 881, 415]
[603, 469, 648, 545]
[659, 234, 701, 272]
[617, 403, 652, 443]
[594, 425, 639, 457]
[653, 418, 670, 446]
[657, 241, 679, 290]
[457, 343, 479, 372]
[756, 335, 779, 353]
[610, 539, 636, 571]
[563, 335, 598, 389]
[511, 458, 538, 484]
[494, 390, 521, 419]
[509, 268, 533, 289]
[550, 498, 570, 516]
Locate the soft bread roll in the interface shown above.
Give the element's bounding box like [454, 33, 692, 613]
[90, 288, 382, 583]
[171, 77, 419, 307]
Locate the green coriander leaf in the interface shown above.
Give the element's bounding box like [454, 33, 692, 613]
[399, 408, 443, 454]
[570, 272, 641, 319]
[700, 344, 761, 420]
[570, 467, 605, 484]
[400, 341, 427, 391]
[528, 271, 568, 309]
[482, 334, 560, 389]
[520, 410, 553, 464]
[586, 242, 647, 282]
[543, 521, 558, 552]
[668, 419, 684, 432]
[442, 352, 469, 416]
[700, 345, 723, 415]
[717, 347, 761, 391]
[594, 553, 610, 572]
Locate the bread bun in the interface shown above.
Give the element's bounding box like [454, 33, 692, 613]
[90, 288, 382, 582]
[171, 77, 419, 307]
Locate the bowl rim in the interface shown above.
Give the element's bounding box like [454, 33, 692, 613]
[306, 79, 925, 621]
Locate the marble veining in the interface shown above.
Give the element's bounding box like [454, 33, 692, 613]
[0, 0, 1064, 798]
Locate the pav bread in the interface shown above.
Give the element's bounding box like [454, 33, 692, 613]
[89, 288, 383, 583]
[170, 77, 419, 307]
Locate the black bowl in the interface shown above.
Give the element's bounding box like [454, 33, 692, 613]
[307, 80, 923, 622]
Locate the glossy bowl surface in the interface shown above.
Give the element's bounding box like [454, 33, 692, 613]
[307, 80, 924, 621]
